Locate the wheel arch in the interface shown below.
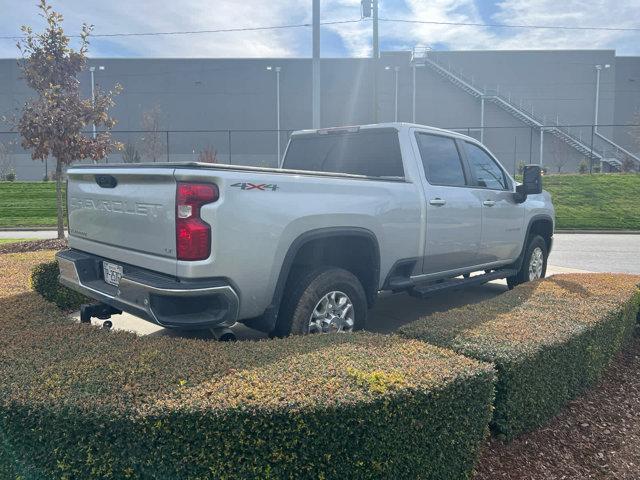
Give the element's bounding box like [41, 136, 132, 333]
[512, 214, 554, 271]
[243, 227, 381, 333]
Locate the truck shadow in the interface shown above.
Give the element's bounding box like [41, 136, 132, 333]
[150, 279, 510, 341]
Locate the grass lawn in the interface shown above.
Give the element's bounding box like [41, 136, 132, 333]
[0, 174, 639, 230]
[0, 239, 30, 244]
[0, 182, 63, 228]
[543, 174, 640, 230]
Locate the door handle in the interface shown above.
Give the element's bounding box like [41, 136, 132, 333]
[429, 198, 446, 206]
[483, 200, 496, 207]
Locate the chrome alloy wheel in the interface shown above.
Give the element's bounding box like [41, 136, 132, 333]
[308, 291, 355, 334]
[528, 246, 544, 281]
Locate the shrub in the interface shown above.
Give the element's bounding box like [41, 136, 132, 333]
[1, 253, 496, 480]
[30, 260, 88, 310]
[400, 274, 640, 440]
[3, 169, 16, 181]
[578, 160, 588, 174]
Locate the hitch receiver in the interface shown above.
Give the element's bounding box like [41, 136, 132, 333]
[80, 303, 122, 324]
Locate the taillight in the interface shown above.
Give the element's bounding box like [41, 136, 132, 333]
[176, 182, 218, 261]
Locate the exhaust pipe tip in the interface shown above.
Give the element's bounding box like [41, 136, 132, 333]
[211, 327, 236, 342]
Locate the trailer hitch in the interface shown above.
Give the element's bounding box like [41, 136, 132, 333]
[80, 303, 122, 329]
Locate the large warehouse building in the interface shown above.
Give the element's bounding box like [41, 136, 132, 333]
[1, 48, 639, 179]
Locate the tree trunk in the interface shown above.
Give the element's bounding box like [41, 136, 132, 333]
[55, 159, 64, 240]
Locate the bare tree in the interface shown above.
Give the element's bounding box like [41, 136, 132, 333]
[550, 137, 569, 173]
[0, 139, 15, 180]
[141, 105, 166, 162]
[16, 0, 121, 238]
[198, 145, 218, 163]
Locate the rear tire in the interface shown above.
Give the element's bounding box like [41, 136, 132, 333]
[507, 235, 548, 290]
[271, 266, 367, 337]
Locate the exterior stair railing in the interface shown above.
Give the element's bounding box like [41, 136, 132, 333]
[412, 46, 640, 170]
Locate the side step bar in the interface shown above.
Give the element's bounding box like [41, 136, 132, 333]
[409, 269, 518, 299]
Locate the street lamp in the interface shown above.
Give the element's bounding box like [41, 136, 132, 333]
[267, 66, 282, 165]
[594, 64, 610, 132]
[89, 65, 105, 140]
[385, 66, 400, 122]
[411, 63, 424, 123]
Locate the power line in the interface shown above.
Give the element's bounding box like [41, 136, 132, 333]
[379, 18, 640, 33]
[0, 18, 364, 40]
[1, 16, 638, 41]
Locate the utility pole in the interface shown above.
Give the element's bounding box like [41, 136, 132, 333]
[372, 0, 379, 59]
[362, 0, 379, 123]
[312, 0, 320, 129]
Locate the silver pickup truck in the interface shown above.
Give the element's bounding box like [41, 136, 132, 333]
[57, 123, 554, 338]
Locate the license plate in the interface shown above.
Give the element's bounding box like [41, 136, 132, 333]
[103, 261, 123, 287]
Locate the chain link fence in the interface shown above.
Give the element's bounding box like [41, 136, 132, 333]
[1, 124, 639, 180]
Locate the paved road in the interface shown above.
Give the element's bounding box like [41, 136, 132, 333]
[549, 234, 640, 274]
[5, 230, 638, 274]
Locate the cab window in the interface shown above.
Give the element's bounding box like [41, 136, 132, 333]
[283, 130, 404, 178]
[465, 142, 508, 190]
[416, 133, 467, 187]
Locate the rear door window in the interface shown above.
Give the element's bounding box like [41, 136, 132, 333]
[283, 130, 404, 177]
[415, 133, 467, 186]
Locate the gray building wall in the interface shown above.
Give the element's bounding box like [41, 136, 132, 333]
[614, 56, 640, 154]
[1, 49, 638, 180]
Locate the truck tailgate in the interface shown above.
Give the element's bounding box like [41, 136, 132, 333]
[67, 167, 177, 261]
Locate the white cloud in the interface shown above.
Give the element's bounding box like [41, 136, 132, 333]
[492, 0, 640, 54]
[326, 0, 640, 56]
[0, 0, 310, 58]
[0, 0, 638, 58]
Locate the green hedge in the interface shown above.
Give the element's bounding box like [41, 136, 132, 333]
[0, 298, 494, 480]
[400, 273, 640, 440]
[31, 260, 88, 310]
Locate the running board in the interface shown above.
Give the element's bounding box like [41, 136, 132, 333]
[409, 269, 518, 298]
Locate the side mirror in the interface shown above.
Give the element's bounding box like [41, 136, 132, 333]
[515, 165, 542, 202]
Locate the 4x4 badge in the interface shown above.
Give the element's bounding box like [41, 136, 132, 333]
[230, 182, 278, 191]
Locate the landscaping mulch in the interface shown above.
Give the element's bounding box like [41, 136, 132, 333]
[0, 238, 67, 255]
[474, 333, 640, 480]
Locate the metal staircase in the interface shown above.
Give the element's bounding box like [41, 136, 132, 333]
[412, 47, 640, 170]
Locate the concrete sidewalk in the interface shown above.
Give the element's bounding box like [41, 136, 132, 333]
[0, 230, 61, 239]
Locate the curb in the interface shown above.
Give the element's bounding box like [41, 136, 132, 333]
[555, 229, 640, 235]
[0, 227, 58, 232]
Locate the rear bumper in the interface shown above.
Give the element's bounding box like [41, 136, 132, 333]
[56, 249, 239, 329]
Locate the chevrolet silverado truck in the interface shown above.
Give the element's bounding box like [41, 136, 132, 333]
[57, 123, 554, 338]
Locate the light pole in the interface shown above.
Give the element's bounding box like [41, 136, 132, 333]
[267, 66, 282, 165]
[594, 64, 610, 132]
[412, 63, 424, 123]
[89, 65, 105, 140]
[312, 0, 320, 129]
[385, 66, 399, 122]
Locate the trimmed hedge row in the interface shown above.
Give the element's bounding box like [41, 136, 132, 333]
[0, 252, 495, 480]
[31, 259, 89, 310]
[400, 273, 640, 440]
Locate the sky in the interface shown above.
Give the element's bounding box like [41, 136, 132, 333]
[0, 0, 639, 58]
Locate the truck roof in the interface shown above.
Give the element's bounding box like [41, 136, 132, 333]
[290, 122, 479, 143]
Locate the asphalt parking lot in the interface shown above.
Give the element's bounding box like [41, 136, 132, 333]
[66, 233, 639, 340]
